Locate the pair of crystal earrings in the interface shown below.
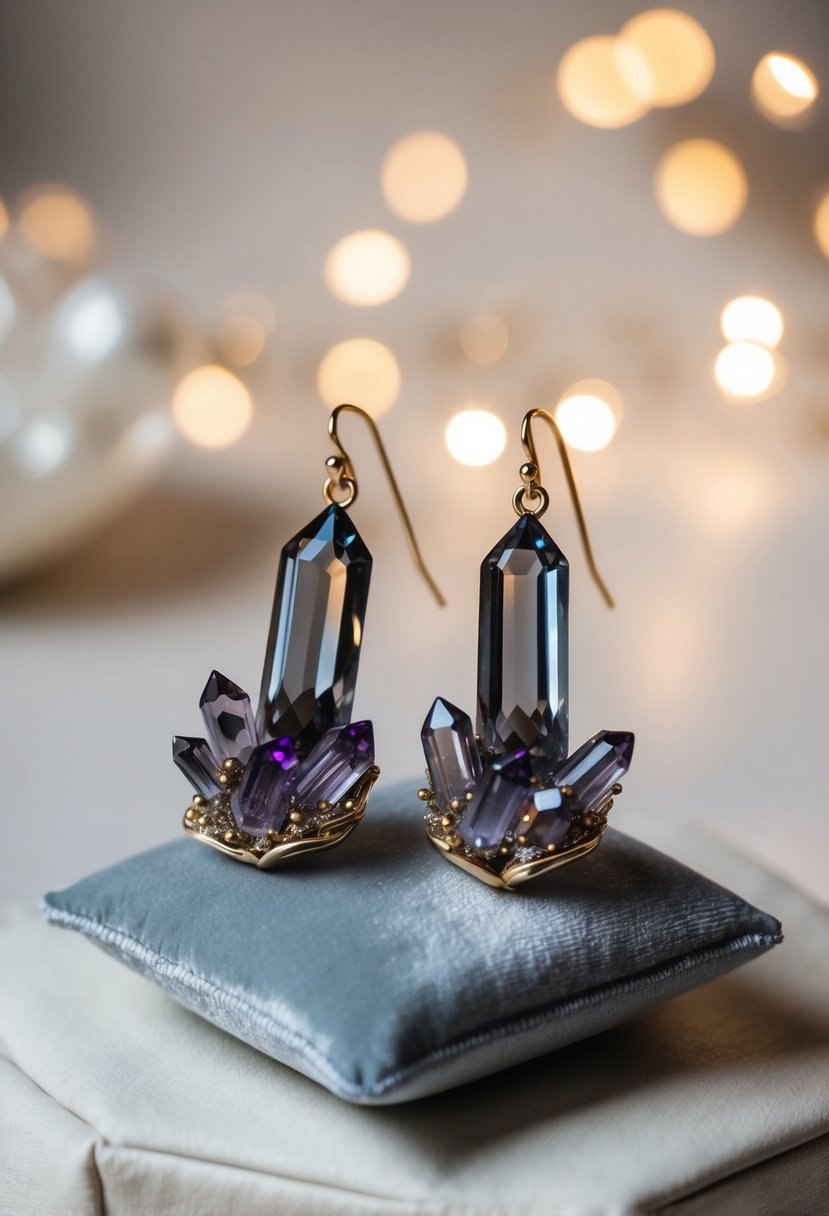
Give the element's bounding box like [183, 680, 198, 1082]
[174, 404, 634, 890]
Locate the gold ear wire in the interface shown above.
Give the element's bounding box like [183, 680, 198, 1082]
[513, 408, 614, 609]
[324, 403, 446, 607]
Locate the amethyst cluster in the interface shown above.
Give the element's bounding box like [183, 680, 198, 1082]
[422, 513, 634, 870]
[174, 504, 376, 844]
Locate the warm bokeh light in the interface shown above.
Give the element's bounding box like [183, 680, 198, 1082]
[814, 189, 829, 259]
[17, 185, 96, 262]
[0, 198, 9, 241]
[618, 9, 715, 106]
[655, 139, 747, 235]
[557, 35, 649, 128]
[720, 296, 784, 348]
[14, 417, 73, 478]
[752, 52, 819, 123]
[172, 365, 253, 449]
[214, 314, 267, 367]
[714, 342, 779, 402]
[701, 453, 776, 533]
[460, 313, 510, 365]
[325, 230, 411, 306]
[445, 409, 507, 466]
[555, 379, 622, 452]
[316, 338, 401, 418]
[381, 132, 468, 223]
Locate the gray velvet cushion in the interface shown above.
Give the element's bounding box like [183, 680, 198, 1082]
[42, 780, 781, 1104]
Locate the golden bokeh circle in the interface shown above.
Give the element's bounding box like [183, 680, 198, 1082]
[17, 185, 97, 262]
[752, 52, 818, 123]
[381, 132, 468, 224]
[317, 338, 401, 418]
[324, 230, 411, 306]
[173, 365, 253, 449]
[445, 409, 507, 466]
[557, 35, 650, 128]
[618, 9, 715, 106]
[655, 139, 747, 235]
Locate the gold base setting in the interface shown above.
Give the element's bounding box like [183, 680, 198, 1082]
[183, 765, 380, 870]
[422, 774, 619, 890]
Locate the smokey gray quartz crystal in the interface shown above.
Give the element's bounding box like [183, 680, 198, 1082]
[476, 513, 569, 767]
[257, 504, 372, 754]
[421, 697, 482, 810]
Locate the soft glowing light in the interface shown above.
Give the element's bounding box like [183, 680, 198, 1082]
[557, 35, 650, 128]
[0, 198, 9, 240]
[714, 342, 778, 401]
[460, 313, 510, 365]
[701, 455, 775, 532]
[720, 296, 783, 347]
[215, 314, 267, 367]
[381, 131, 468, 223]
[655, 139, 747, 235]
[172, 365, 253, 449]
[814, 190, 829, 259]
[618, 9, 715, 106]
[13, 417, 73, 477]
[554, 381, 621, 452]
[325, 230, 411, 306]
[752, 52, 818, 123]
[316, 338, 401, 418]
[63, 294, 124, 361]
[445, 409, 507, 467]
[17, 185, 96, 262]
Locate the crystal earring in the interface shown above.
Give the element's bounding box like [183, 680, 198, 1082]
[420, 408, 634, 890]
[176, 404, 444, 869]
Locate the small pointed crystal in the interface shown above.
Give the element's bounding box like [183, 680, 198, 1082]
[200, 671, 258, 764]
[477, 514, 569, 765]
[291, 720, 374, 807]
[457, 750, 534, 852]
[257, 505, 372, 753]
[519, 786, 574, 851]
[231, 736, 299, 836]
[172, 736, 221, 799]
[553, 730, 634, 811]
[421, 697, 482, 810]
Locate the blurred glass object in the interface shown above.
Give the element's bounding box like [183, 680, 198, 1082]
[17, 184, 97, 263]
[752, 52, 818, 125]
[173, 364, 252, 449]
[381, 132, 468, 223]
[721, 296, 783, 347]
[324, 230, 411, 306]
[460, 313, 510, 365]
[557, 35, 650, 128]
[317, 338, 400, 417]
[555, 379, 622, 452]
[617, 9, 715, 107]
[445, 408, 507, 466]
[655, 139, 747, 235]
[813, 189, 829, 258]
[714, 341, 781, 402]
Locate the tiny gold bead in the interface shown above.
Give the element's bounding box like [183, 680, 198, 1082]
[612, 782, 623, 795]
[498, 845, 510, 856]
[344, 800, 354, 811]
[197, 815, 208, 827]
[447, 832, 462, 847]
[192, 795, 205, 807]
[223, 758, 236, 770]
[267, 829, 279, 840]
[218, 774, 229, 786]
[521, 813, 531, 823]
[185, 807, 198, 822]
[289, 810, 304, 824]
[317, 800, 330, 812]
[546, 843, 557, 854]
[224, 830, 238, 844]
[417, 788, 430, 801]
[560, 785, 573, 797]
[465, 790, 474, 802]
[450, 798, 461, 812]
[517, 834, 526, 845]
[441, 814, 454, 828]
[582, 814, 595, 829]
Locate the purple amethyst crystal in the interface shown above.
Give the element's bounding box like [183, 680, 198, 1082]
[519, 785, 573, 850]
[291, 720, 374, 807]
[230, 736, 298, 836]
[200, 671, 258, 764]
[457, 750, 534, 852]
[421, 697, 482, 810]
[553, 730, 634, 811]
[172, 736, 221, 800]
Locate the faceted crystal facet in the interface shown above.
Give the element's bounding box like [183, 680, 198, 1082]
[172, 736, 221, 799]
[257, 505, 372, 754]
[520, 785, 574, 850]
[553, 730, 634, 810]
[457, 750, 534, 852]
[291, 720, 374, 807]
[421, 697, 483, 810]
[477, 514, 569, 765]
[231, 736, 299, 836]
[199, 671, 258, 763]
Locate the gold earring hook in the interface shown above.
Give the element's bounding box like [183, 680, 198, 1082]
[513, 408, 614, 609]
[323, 403, 446, 607]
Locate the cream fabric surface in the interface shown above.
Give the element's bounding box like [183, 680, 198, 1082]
[1, 822, 828, 1216]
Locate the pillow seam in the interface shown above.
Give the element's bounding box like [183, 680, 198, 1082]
[40, 895, 779, 1101]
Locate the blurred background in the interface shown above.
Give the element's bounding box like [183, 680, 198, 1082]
[0, 0, 826, 904]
